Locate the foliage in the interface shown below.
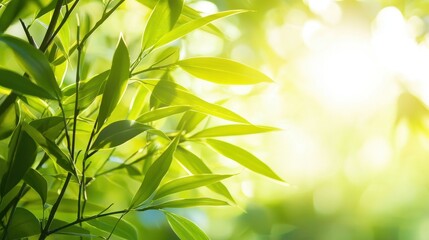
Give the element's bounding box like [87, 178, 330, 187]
[0, 0, 282, 239]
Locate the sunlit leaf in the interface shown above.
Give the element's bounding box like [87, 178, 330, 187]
[24, 168, 47, 204]
[0, 68, 56, 99]
[29, 116, 65, 141]
[0, 100, 16, 139]
[5, 208, 40, 239]
[0, 0, 27, 33]
[0, 35, 61, 99]
[190, 124, 280, 138]
[154, 174, 233, 199]
[175, 147, 235, 202]
[137, 105, 191, 123]
[178, 57, 273, 84]
[97, 35, 130, 131]
[130, 136, 180, 208]
[206, 139, 284, 182]
[150, 80, 248, 123]
[155, 10, 247, 48]
[49, 219, 91, 239]
[163, 211, 209, 240]
[87, 216, 138, 240]
[91, 120, 152, 150]
[149, 198, 229, 209]
[177, 110, 207, 133]
[0, 124, 37, 197]
[142, 0, 184, 51]
[23, 123, 75, 174]
[56, 198, 105, 214]
[135, 46, 180, 72]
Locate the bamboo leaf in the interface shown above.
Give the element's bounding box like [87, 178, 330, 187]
[0, 68, 56, 99]
[137, 105, 191, 123]
[29, 116, 65, 141]
[150, 198, 229, 209]
[177, 110, 207, 133]
[155, 10, 247, 48]
[150, 80, 248, 123]
[163, 211, 209, 240]
[0, 35, 61, 99]
[178, 57, 273, 84]
[97, 35, 130, 130]
[87, 216, 138, 240]
[91, 120, 152, 150]
[0, 0, 27, 33]
[190, 124, 280, 138]
[175, 147, 235, 203]
[49, 219, 91, 238]
[142, 0, 184, 51]
[22, 123, 75, 174]
[130, 136, 180, 208]
[206, 139, 284, 182]
[24, 168, 48, 204]
[154, 174, 233, 199]
[5, 208, 40, 239]
[0, 123, 37, 197]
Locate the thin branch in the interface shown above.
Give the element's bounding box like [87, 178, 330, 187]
[40, 0, 64, 52]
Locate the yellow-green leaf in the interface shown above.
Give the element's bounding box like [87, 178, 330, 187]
[190, 124, 280, 138]
[149, 198, 229, 209]
[97, 35, 130, 130]
[24, 168, 47, 204]
[6, 208, 40, 239]
[163, 211, 209, 240]
[137, 105, 191, 123]
[178, 57, 273, 84]
[206, 139, 284, 182]
[154, 174, 234, 199]
[130, 136, 180, 208]
[87, 216, 138, 240]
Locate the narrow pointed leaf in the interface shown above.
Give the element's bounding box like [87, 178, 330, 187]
[150, 198, 229, 209]
[6, 208, 40, 239]
[91, 120, 152, 149]
[206, 139, 284, 182]
[0, 0, 27, 33]
[0, 35, 61, 99]
[175, 147, 235, 202]
[23, 123, 75, 174]
[130, 136, 180, 208]
[0, 68, 56, 99]
[142, 0, 184, 50]
[163, 211, 209, 240]
[178, 57, 272, 84]
[24, 168, 48, 204]
[190, 124, 279, 138]
[150, 80, 248, 123]
[137, 105, 191, 123]
[0, 124, 37, 197]
[49, 219, 91, 238]
[29, 116, 65, 141]
[97, 36, 130, 130]
[177, 111, 207, 133]
[87, 216, 138, 240]
[155, 10, 247, 48]
[154, 174, 233, 199]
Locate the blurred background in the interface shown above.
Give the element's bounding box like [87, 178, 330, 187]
[163, 0, 429, 239]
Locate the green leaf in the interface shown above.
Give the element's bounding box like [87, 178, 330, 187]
[5, 208, 40, 239]
[190, 124, 280, 138]
[97, 35, 130, 130]
[0, 99, 16, 139]
[0, 123, 37, 197]
[0, 35, 61, 99]
[150, 198, 229, 209]
[150, 80, 248, 123]
[154, 174, 233, 199]
[29, 116, 65, 141]
[177, 110, 207, 133]
[163, 211, 209, 240]
[24, 168, 48, 204]
[22, 123, 75, 174]
[56, 198, 105, 214]
[87, 216, 138, 240]
[178, 57, 273, 84]
[0, 68, 56, 99]
[130, 136, 180, 208]
[49, 219, 91, 239]
[91, 120, 152, 150]
[63, 70, 109, 111]
[142, 0, 184, 51]
[135, 46, 180, 72]
[155, 10, 247, 48]
[0, 0, 27, 33]
[206, 139, 284, 182]
[137, 105, 191, 123]
[175, 147, 235, 203]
